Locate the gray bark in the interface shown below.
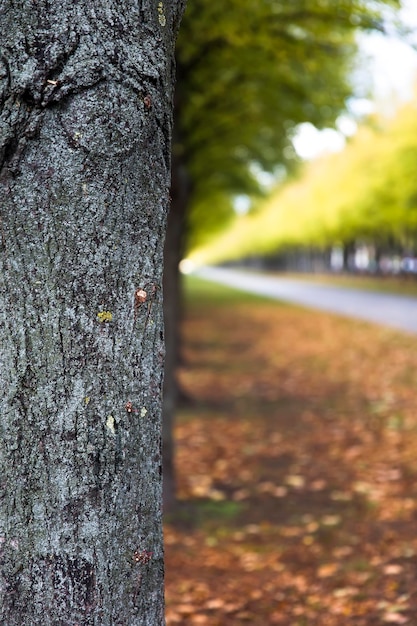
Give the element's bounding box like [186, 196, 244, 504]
[0, 1, 185, 623]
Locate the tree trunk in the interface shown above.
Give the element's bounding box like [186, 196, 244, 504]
[162, 152, 190, 512]
[0, 1, 185, 624]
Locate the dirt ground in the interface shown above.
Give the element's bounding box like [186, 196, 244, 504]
[164, 278, 417, 625]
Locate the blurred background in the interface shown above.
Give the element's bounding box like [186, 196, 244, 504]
[178, 0, 417, 272]
[164, 2, 417, 624]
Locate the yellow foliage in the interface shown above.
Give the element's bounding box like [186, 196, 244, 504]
[191, 98, 417, 265]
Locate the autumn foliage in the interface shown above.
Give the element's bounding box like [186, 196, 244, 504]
[165, 277, 417, 625]
[192, 99, 417, 266]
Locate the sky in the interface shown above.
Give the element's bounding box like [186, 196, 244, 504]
[293, 0, 417, 160]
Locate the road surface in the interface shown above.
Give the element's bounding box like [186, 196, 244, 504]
[196, 266, 417, 336]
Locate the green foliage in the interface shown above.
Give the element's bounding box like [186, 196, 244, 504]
[183, 275, 273, 306]
[190, 98, 417, 264]
[175, 0, 402, 248]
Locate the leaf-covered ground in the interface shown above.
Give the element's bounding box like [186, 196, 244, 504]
[165, 277, 417, 625]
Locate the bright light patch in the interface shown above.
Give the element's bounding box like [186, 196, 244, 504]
[179, 259, 195, 274]
[292, 123, 346, 161]
[337, 115, 357, 137]
[233, 195, 251, 216]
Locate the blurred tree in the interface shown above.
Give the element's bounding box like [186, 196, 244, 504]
[175, 0, 403, 249]
[163, 0, 402, 509]
[190, 99, 417, 269]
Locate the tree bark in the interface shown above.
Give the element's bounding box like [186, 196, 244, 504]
[0, 1, 185, 623]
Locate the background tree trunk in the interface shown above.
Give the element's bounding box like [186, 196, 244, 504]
[0, 1, 185, 623]
[162, 151, 190, 511]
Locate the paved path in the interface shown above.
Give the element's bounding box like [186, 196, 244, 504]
[196, 266, 417, 336]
